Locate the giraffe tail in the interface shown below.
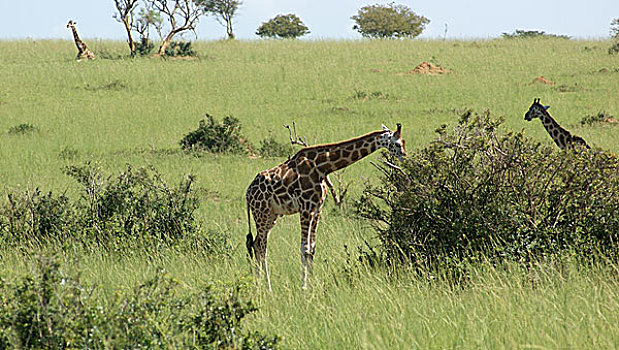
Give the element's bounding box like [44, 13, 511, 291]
[245, 199, 254, 259]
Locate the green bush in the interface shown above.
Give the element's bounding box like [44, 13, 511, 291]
[182, 283, 279, 349]
[0, 189, 76, 245]
[164, 41, 196, 57]
[66, 163, 201, 242]
[0, 163, 204, 247]
[357, 110, 619, 268]
[0, 257, 279, 349]
[180, 114, 248, 154]
[256, 14, 310, 39]
[135, 37, 155, 56]
[0, 257, 103, 348]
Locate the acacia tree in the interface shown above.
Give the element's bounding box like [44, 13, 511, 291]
[203, 0, 242, 40]
[133, 8, 164, 55]
[351, 2, 429, 39]
[256, 14, 310, 39]
[113, 0, 140, 55]
[147, 0, 207, 56]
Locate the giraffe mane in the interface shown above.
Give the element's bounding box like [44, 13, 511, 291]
[292, 130, 385, 154]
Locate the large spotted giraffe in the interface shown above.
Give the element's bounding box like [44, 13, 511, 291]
[67, 20, 95, 60]
[524, 98, 589, 149]
[246, 124, 407, 290]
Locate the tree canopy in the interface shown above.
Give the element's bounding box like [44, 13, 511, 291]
[351, 2, 429, 39]
[256, 14, 310, 39]
[203, 0, 242, 40]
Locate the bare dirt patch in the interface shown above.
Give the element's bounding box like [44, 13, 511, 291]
[406, 62, 453, 75]
[531, 76, 554, 85]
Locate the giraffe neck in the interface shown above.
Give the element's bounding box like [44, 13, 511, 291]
[294, 130, 385, 175]
[70, 26, 83, 50]
[539, 112, 571, 149]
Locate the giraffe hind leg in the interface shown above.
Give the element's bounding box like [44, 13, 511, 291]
[251, 210, 277, 291]
[300, 209, 321, 290]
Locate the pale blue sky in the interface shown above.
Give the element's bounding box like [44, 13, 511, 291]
[1, 1, 617, 40]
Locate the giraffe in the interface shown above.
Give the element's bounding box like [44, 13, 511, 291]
[524, 98, 589, 149]
[66, 20, 95, 60]
[246, 124, 407, 290]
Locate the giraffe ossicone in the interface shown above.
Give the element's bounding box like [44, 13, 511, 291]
[524, 98, 589, 150]
[245, 124, 407, 290]
[67, 20, 95, 61]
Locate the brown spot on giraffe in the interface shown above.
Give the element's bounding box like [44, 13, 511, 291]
[245, 124, 407, 290]
[524, 98, 590, 150]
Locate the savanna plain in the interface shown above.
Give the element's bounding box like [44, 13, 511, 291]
[1, 39, 618, 348]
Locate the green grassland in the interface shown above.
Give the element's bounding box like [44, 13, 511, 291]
[1, 39, 618, 348]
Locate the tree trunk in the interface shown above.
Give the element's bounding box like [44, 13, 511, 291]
[157, 32, 176, 56]
[226, 21, 235, 40]
[123, 17, 136, 56]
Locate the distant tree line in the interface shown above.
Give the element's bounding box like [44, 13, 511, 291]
[111, 2, 617, 57]
[501, 29, 569, 39]
[111, 1, 433, 56]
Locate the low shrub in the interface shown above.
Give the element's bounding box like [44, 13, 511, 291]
[7, 123, 37, 135]
[165, 41, 196, 57]
[258, 137, 292, 157]
[65, 162, 201, 243]
[358, 110, 619, 268]
[58, 146, 79, 160]
[0, 256, 279, 349]
[580, 111, 616, 126]
[0, 163, 207, 249]
[180, 114, 248, 154]
[0, 189, 76, 244]
[135, 37, 155, 56]
[351, 89, 393, 101]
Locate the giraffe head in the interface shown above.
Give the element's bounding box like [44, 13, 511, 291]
[524, 98, 551, 121]
[67, 20, 76, 29]
[379, 123, 407, 161]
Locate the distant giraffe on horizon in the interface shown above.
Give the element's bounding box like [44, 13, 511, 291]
[246, 124, 407, 290]
[524, 98, 589, 149]
[67, 20, 95, 60]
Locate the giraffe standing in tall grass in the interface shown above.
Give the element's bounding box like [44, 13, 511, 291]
[67, 20, 95, 60]
[524, 98, 589, 149]
[246, 124, 407, 290]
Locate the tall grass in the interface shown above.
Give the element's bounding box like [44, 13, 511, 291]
[1, 38, 618, 348]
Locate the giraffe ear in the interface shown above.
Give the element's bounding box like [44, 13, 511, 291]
[544, 105, 550, 110]
[394, 123, 402, 137]
[381, 124, 390, 132]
